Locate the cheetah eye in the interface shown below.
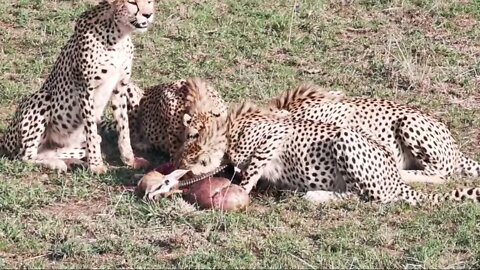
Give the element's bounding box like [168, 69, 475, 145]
[188, 133, 199, 139]
[212, 112, 221, 117]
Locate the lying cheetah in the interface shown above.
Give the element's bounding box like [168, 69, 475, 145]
[267, 84, 480, 183]
[101, 78, 227, 159]
[0, 0, 155, 173]
[176, 101, 480, 205]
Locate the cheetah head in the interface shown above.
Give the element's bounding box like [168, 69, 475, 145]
[175, 117, 228, 177]
[110, 0, 155, 33]
[182, 78, 228, 140]
[182, 110, 226, 141]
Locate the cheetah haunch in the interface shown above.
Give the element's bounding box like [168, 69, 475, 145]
[0, 0, 155, 173]
[176, 101, 480, 206]
[268, 84, 480, 183]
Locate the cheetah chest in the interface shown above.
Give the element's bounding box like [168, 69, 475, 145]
[92, 47, 133, 122]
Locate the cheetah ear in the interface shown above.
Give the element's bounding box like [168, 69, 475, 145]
[183, 114, 192, 127]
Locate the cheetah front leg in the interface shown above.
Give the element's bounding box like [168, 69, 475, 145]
[79, 89, 107, 174]
[236, 135, 284, 194]
[239, 157, 271, 194]
[112, 80, 150, 169]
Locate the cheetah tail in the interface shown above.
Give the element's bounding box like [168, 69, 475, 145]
[456, 155, 480, 177]
[267, 83, 345, 111]
[400, 183, 480, 205]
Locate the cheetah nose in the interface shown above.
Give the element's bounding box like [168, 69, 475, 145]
[142, 13, 152, 19]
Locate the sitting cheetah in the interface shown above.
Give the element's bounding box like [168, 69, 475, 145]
[0, 0, 155, 173]
[101, 78, 228, 159]
[175, 101, 480, 205]
[267, 84, 480, 183]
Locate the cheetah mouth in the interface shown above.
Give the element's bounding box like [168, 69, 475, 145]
[184, 165, 244, 185]
[130, 21, 148, 29]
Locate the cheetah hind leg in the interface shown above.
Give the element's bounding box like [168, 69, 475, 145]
[35, 145, 87, 172]
[352, 126, 447, 184]
[332, 128, 418, 204]
[397, 121, 455, 181]
[333, 128, 480, 205]
[25, 158, 69, 172]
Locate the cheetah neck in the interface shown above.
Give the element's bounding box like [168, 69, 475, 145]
[103, 16, 133, 46]
[79, 3, 133, 47]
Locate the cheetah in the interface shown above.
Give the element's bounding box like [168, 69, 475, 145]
[0, 0, 155, 173]
[267, 84, 480, 184]
[175, 101, 480, 205]
[101, 78, 228, 159]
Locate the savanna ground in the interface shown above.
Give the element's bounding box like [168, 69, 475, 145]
[0, 0, 480, 268]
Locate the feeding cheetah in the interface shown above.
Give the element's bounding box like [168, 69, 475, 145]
[0, 0, 155, 173]
[267, 84, 480, 183]
[100, 78, 228, 159]
[175, 101, 480, 205]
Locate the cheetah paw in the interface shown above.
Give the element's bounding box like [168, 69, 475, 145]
[44, 159, 69, 172]
[129, 157, 151, 170]
[64, 158, 86, 169]
[89, 164, 108, 174]
[125, 157, 150, 170]
[303, 190, 349, 204]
